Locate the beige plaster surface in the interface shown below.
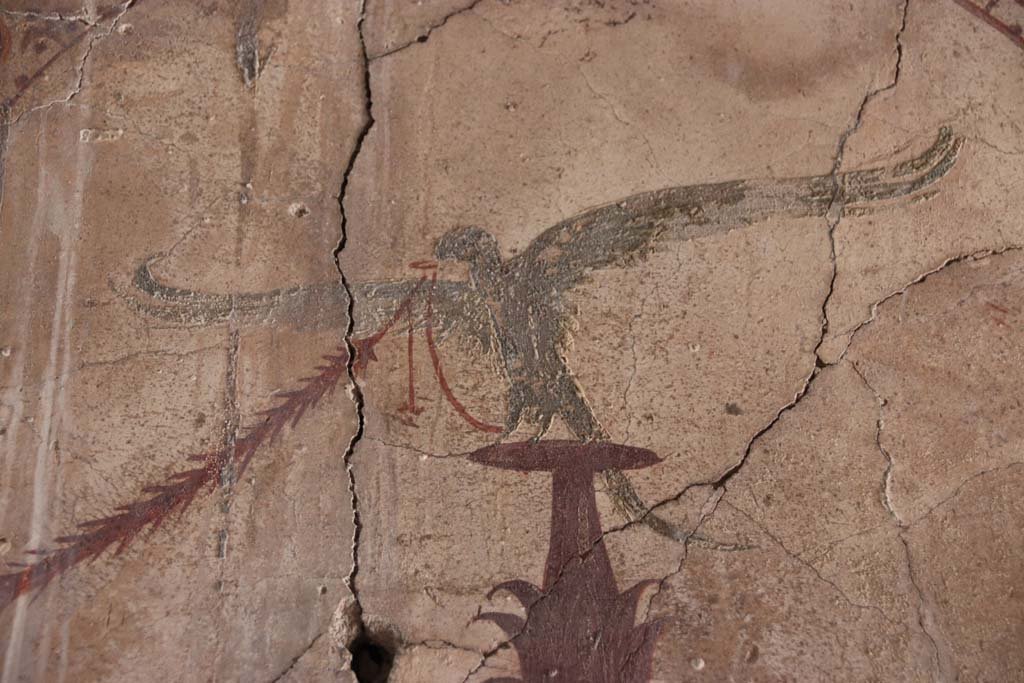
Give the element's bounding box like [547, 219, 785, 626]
[1, 1, 1022, 681]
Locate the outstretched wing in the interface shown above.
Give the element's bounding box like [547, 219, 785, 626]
[116, 257, 495, 350]
[511, 127, 962, 290]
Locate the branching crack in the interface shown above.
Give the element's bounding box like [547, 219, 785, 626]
[845, 360, 957, 677]
[727, 502, 899, 627]
[459, 488, 729, 683]
[847, 360, 902, 524]
[816, 0, 909, 363]
[832, 245, 1023, 362]
[533, 0, 925, 573]
[268, 632, 324, 683]
[369, 0, 484, 61]
[10, 0, 137, 126]
[910, 461, 1024, 527]
[640, 488, 724, 624]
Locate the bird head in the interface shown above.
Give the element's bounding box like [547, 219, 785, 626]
[434, 226, 501, 271]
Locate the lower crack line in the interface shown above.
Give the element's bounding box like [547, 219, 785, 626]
[268, 632, 324, 683]
[567, 0, 920, 558]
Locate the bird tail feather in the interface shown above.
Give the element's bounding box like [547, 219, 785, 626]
[113, 256, 344, 328]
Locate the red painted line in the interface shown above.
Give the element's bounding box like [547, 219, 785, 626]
[0, 18, 11, 65]
[398, 315, 420, 414]
[950, 0, 1024, 50]
[351, 277, 427, 375]
[3, 0, 147, 112]
[1, 342, 350, 612]
[424, 274, 503, 434]
[987, 301, 1011, 314]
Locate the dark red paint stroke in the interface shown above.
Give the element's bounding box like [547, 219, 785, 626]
[351, 278, 427, 376]
[0, 345, 349, 614]
[353, 270, 501, 432]
[0, 19, 11, 65]
[951, 0, 1024, 50]
[2, 1, 146, 112]
[397, 314, 423, 416]
[424, 273, 503, 434]
[0, 264, 498, 611]
[470, 442, 664, 682]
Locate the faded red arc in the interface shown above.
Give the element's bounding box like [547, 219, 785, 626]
[424, 270, 504, 434]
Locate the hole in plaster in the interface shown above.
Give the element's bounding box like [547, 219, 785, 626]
[289, 202, 309, 218]
[349, 633, 394, 683]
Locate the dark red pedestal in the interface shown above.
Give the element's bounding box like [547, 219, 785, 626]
[469, 440, 664, 683]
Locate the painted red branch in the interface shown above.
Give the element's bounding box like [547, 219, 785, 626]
[351, 278, 427, 376]
[0, 345, 349, 614]
[3, 0, 149, 112]
[951, 0, 1024, 50]
[0, 266, 500, 613]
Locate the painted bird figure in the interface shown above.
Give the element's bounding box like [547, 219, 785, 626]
[125, 127, 962, 537]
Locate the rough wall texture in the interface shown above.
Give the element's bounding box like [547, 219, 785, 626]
[1, 1, 1021, 682]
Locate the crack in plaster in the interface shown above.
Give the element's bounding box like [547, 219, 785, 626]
[332, 0, 377, 669]
[847, 358, 959, 679]
[832, 245, 1023, 362]
[910, 461, 1024, 527]
[899, 535, 953, 680]
[10, 0, 136, 126]
[368, 0, 484, 61]
[409, 638, 483, 656]
[847, 360, 902, 524]
[816, 0, 910, 364]
[578, 66, 664, 182]
[843, 239, 1024, 679]
[460, 487, 726, 683]
[639, 488, 724, 624]
[268, 632, 324, 683]
[363, 436, 460, 461]
[727, 502, 900, 628]
[598, 241, 1022, 677]
[571, 0, 918, 544]
[316, 2, 1014, 678]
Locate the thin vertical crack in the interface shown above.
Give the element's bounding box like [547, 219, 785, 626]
[816, 0, 909, 363]
[899, 534, 951, 680]
[846, 360, 901, 525]
[333, 0, 375, 663]
[846, 360, 951, 678]
[592, 0, 915, 521]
